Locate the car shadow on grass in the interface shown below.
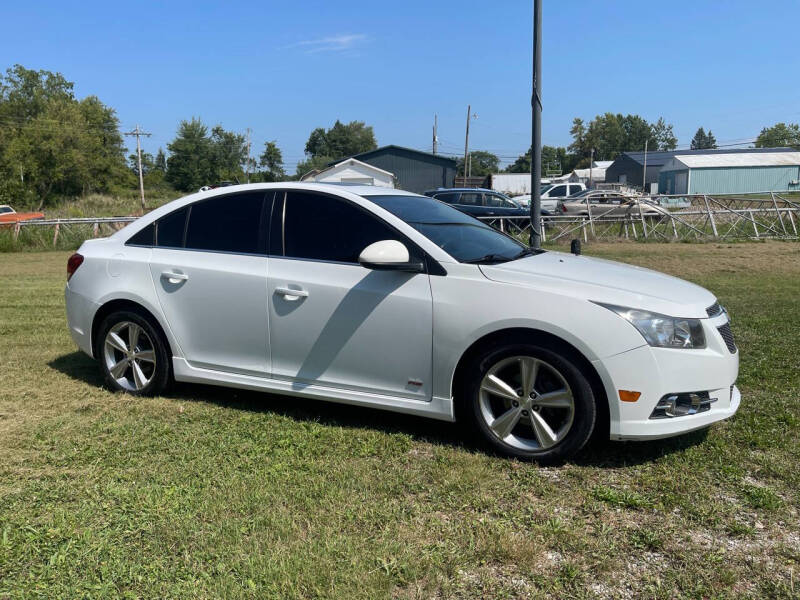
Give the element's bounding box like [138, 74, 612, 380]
[49, 351, 709, 466]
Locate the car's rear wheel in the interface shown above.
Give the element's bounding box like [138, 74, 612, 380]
[96, 310, 171, 396]
[462, 343, 596, 463]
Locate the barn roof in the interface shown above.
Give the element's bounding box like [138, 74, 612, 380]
[663, 151, 800, 170]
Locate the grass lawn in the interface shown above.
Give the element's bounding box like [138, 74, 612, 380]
[1, 242, 798, 599]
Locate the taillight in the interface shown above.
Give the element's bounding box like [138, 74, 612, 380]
[67, 253, 84, 281]
[561, 204, 567, 212]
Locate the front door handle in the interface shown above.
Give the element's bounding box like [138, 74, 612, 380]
[161, 271, 188, 284]
[275, 286, 308, 301]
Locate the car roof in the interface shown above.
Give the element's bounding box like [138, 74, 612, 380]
[425, 188, 498, 194]
[191, 182, 420, 198]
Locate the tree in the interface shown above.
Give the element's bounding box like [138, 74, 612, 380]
[567, 113, 675, 165]
[651, 117, 678, 151]
[210, 125, 247, 181]
[755, 123, 800, 149]
[303, 120, 377, 159]
[165, 118, 214, 191]
[129, 151, 155, 176]
[457, 150, 499, 177]
[0, 65, 129, 207]
[295, 155, 335, 179]
[258, 140, 285, 181]
[691, 127, 717, 150]
[506, 146, 576, 175]
[165, 119, 249, 191]
[154, 148, 167, 172]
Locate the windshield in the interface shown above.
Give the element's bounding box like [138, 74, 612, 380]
[366, 194, 534, 263]
[540, 184, 554, 193]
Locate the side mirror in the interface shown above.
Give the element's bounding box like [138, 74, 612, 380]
[358, 240, 424, 273]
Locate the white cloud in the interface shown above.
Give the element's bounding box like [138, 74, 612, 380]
[286, 33, 368, 54]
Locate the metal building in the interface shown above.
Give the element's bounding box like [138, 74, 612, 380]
[605, 147, 797, 191]
[341, 145, 457, 194]
[659, 151, 800, 195]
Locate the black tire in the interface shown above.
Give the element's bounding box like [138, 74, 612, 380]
[95, 310, 171, 396]
[460, 342, 596, 464]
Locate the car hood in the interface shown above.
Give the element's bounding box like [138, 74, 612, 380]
[479, 250, 715, 318]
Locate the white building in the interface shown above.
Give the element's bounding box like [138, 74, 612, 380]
[300, 158, 395, 188]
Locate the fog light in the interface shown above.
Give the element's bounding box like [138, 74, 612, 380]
[650, 392, 716, 419]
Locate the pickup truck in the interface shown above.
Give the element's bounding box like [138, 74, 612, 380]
[0, 205, 45, 225]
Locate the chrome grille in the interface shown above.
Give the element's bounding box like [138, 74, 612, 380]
[706, 301, 721, 318]
[717, 322, 737, 353]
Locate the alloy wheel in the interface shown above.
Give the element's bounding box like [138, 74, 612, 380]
[103, 321, 157, 392]
[478, 355, 575, 452]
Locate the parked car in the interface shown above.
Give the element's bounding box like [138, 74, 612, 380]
[423, 188, 547, 217]
[559, 190, 668, 218]
[65, 183, 740, 463]
[0, 205, 45, 225]
[513, 182, 586, 212]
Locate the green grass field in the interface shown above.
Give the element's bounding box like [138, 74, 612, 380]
[1, 243, 798, 599]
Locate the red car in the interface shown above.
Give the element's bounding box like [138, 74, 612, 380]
[0, 205, 45, 225]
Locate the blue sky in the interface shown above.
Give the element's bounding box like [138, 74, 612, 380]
[3, 0, 799, 171]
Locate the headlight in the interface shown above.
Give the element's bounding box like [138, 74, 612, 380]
[596, 303, 706, 349]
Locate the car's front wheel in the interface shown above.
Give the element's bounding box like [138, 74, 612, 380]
[462, 343, 596, 463]
[96, 310, 171, 396]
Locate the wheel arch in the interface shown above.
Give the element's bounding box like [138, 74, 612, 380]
[450, 327, 609, 438]
[91, 299, 173, 360]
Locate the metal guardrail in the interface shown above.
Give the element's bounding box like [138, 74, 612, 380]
[6, 216, 137, 246]
[480, 192, 800, 242]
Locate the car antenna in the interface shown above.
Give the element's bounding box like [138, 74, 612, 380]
[570, 239, 581, 256]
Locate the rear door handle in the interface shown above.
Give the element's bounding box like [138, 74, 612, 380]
[275, 286, 308, 300]
[161, 270, 188, 284]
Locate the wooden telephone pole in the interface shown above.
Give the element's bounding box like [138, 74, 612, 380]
[124, 125, 152, 211]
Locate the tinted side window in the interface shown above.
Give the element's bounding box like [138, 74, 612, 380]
[434, 193, 460, 204]
[282, 192, 401, 263]
[485, 194, 504, 207]
[549, 185, 567, 198]
[127, 223, 154, 246]
[185, 192, 265, 254]
[569, 185, 582, 196]
[459, 193, 482, 206]
[156, 207, 188, 248]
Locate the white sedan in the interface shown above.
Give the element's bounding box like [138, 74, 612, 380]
[64, 183, 740, 462]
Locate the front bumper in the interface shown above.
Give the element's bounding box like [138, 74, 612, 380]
[594, 316, 740, 440]
[65, 285, 98, 357]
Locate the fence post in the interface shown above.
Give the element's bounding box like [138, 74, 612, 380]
[770, 192, 788, 235]
[703, 195, 718, 238]
[582, 218, 588, 242]
[93, 222, 99, 237]
[787, 209, 797, 236]
[637, 200, 648, 239]
[749, 209, 759, 238]
[53, 223, 60, 247]
[671, 213, 679, 239]
[540, 217, 546, 243]
[13, 222, 21, 241]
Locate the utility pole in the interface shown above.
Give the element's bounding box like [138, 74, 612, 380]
[529, 0, 543, 247]
[642, 138, 648, 194]
[589, 147, 594, 188]
[463, 105, 471, 183]
[124, 125, 152, 211]
[244, 127, 252, 184]
[432, 114, 438, 155]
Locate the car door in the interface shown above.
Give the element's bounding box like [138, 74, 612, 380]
[148, 191, 271, 376]
[267, 190, 433, 400]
